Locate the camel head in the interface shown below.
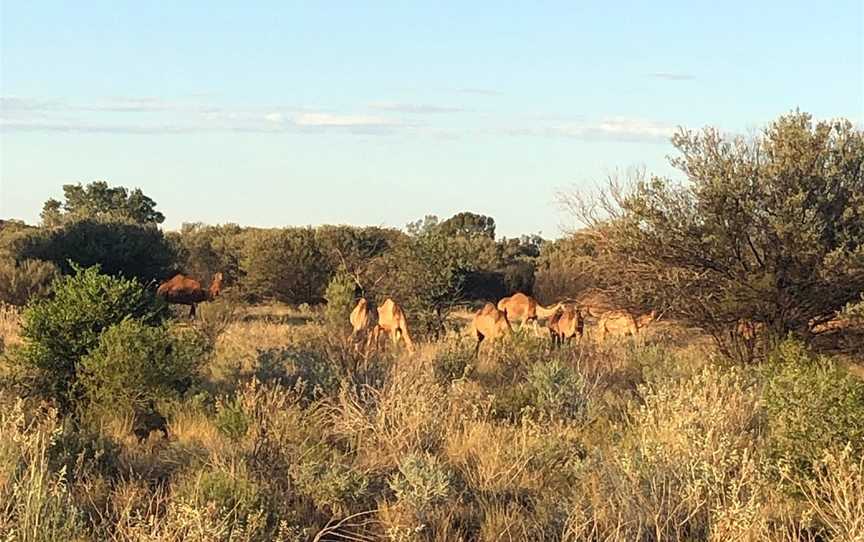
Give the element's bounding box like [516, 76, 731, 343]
[209, 272, 224, 299]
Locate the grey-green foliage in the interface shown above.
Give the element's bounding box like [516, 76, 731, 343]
[762, 339, 864, 483]
[389, 452, 452, 509]
[570, 111, 864, 358]
[14, 265, 167, 412]
[79, 319, 207, 414]
[0, 258, 59, 306]
[323, 268, 357, 333]
[240, 228, 331, 304]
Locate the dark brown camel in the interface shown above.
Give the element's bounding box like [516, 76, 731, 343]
[156, 272, 223, 318]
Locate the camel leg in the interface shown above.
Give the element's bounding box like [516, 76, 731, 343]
[474, 332, 485, 358]
[189, 304, 196, 319]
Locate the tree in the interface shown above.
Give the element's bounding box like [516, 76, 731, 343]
[239, 228, 331, 304]
[15, 219, 178, 285]
[438, 212, 496, 239]
[41, 181, 165, 226]
[562, 111, 864, 359]
[169, 222, 245, 285]
[372, 231, 472, 338]
[533, 232, 597, 304]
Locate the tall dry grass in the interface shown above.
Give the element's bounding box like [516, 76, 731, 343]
[1, 305, 863, 541]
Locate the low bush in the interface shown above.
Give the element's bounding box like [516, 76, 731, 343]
[763, 339, 864, 484]
[0, 258, 59, 306]
[79, 319, 207, 416]
[13, 265, 167, 412]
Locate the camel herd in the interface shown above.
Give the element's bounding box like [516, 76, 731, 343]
[154, 272, 657, 354]
[349, 292, 658, 356]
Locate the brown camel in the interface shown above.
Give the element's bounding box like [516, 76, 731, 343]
[497, 292, 562, 335]
[349, 297, 378, 351]
[370, 298, 414, 353]
[597, 309, 656, 343]
[156, 272, 223, 318]
[548, 305, 584, 347]
[469, 302, 512, 356]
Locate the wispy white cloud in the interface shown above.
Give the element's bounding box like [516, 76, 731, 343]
[369, 102, 465, 114]
[647, 72, 695, 81]
[504, 116, 678, 143]
[0, 96, 408, 135]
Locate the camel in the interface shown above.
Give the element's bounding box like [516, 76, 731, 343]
[548, 305, 584, 347]
[376, 298, 414, 352]
[349, 297, 378, 351]
[497, 292, 562, 335]
[156, 272, 223, 318]
[469, 302, 512, 356]
[597, 309, 657, 343]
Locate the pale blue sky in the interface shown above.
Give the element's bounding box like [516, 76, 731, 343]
[1, 1, 862, 237]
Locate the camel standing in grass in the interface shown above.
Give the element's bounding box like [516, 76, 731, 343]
[548, 306, 584, 347]
[497, 292, 562, 335]
[597, 309, 656, 343]
[469, 302, 512, 356]
[575, 289, 616, 319]
[349, 297, 378, 351]
[156, 272, 223, 318]
[374, 298, 414, 353]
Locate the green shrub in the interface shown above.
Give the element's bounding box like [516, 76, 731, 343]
[78, 319, 207, 415]
[214, 395, 250, 441]
[292, 454, 370, 516]
[14, 265, 167, 411]
[432, 339, 474, 384]
[240, 228, 331, 304]
[323, 268, 357, 333]
[172, 462, 269, 537]
[525, 359, 586, 420]
[763, 339, 864, 483]
[389, 452, 453, 509]
[254, 347, 339, 400]
[0, 258, 59, 306]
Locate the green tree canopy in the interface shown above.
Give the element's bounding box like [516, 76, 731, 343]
[41, 181, 165, 226]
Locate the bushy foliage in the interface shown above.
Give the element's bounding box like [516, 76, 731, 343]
[525, 359, 586, 419]
[14, 265, 167, 411]
[763, 340, 864, 482]
[169, 222, 245, 286]
[15, 219, 177, 284]
[564, 111, 864, 359]
[323, 268, 357, 333]
[432, 340, 474, 384]
[78, 319, 207, 415]
[389, 453, 453, 509]
[240, 228, 331, 304]
[0, 258, 59, 306]
[40, 180, 165, 226]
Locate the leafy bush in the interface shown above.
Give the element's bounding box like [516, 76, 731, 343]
[432, 340, 474, 384]
[763, 340, 864, 482]
[240, 228, 331, 304]
[14, 265, 167, 412]
[15, 219, 177, 284]
[323, 268, 357, 333]
[292, 454, 370, 516]
[0, 258, 59, 306]
[389, 453, 453, 509]
[525, 359, 586, 419]
[214, 395, 250, 441]
[78, 319, 207, 415]
[254, 347, 340, 400]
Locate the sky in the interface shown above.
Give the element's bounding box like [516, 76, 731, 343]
[1, 1, 862, 238]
